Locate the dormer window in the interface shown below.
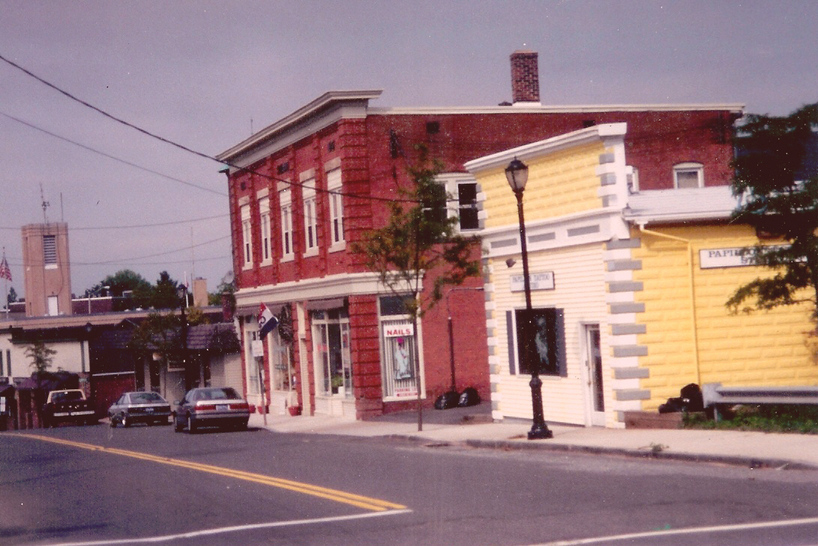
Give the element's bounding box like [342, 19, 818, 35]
[674, 162, 704, 189]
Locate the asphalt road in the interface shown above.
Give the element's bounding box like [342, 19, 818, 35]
[3, 423, 818, 545]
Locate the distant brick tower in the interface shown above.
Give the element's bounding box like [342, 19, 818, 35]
[21, 223, 72, 317]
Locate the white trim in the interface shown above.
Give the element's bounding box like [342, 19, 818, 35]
[465, 123, 627, 175]
[234, 271, 421, 310]
[369, 103, 744, 115]
[217, 90, 382, 168]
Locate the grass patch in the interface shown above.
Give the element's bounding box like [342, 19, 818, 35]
[683, 405, 818, 434]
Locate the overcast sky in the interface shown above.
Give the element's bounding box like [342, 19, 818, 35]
[1, 0, 816, 300]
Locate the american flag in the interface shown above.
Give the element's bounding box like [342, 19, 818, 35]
[0, 255, 11, 282]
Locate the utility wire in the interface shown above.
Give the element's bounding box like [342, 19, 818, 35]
[0, 214, 228, 231]
[0, 52, 419, 205]
[0, 109, 227, 197]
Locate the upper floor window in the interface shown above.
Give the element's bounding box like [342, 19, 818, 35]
[279, 188, 293, 260]
[327, 169, 344, 249]
[240, 205, 252, 268]
[259, 196, 271, 265]
[436, 174, 480, 232]
[302, 178, 318, 255]
[457, 182, 479, 231]
[674, 162, 704, 189]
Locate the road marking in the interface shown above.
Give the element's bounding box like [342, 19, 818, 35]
[539, 515, 818, 545]
[15, 433, 407, 512]
[50, 510, 414, 546]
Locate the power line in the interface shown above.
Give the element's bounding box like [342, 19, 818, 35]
[0, 235, 230, 268]
[0, 109, 227, 197]
[80, 235, 232, 265]
[0, 52, 418, 205]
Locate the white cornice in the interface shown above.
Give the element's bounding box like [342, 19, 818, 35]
[216, 90, 382, 167]
[369, 103, 744, 116]
[234, 271, 418, 310]
[465, 123, 627, 174]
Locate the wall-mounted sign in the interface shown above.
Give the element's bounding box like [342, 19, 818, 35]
[700, 246, 786, 269]
[510, 272, 555, 292]
[384, 324, 414, 338]
[251, 339, 264, 358]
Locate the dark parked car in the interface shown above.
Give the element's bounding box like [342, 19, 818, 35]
[43, 389, 97, 427]
[108, 391, 172, 427]
[174, 387, 250, 433]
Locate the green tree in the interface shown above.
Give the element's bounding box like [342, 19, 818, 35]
[352, 148, 481, 430]
[150, 271, 182, 310]
[85, 269, 153, 308]
[728, 103, 818, 323]
[26, 340, 56, 376]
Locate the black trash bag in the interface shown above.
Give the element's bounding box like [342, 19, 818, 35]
[658, 397, 686, 413]
[458, 387, 480, 407]
[434, 390, 459, 410]
[680, 383, 704, 412]
[658, 383, 704, 413]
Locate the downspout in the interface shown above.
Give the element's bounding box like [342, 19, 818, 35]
[637, 223, 702, 386]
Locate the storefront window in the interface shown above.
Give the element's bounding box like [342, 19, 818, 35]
[380, 296, 421, 399]
[247, 330, 260, 395]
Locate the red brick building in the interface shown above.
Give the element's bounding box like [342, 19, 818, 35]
[217, 52, 743, 420]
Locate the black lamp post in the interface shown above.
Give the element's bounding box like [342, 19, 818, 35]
[505, 158, 553, 440]
[177, 285, 191, 390]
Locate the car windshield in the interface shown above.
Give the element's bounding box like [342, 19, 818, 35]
[131, 392, 163, 404]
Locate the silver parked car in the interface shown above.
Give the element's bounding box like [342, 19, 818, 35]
[174, 387, 251, 433]
[108, 391, 172, 427]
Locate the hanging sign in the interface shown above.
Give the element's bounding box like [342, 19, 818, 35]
[384, 324, 414, 338]
[251, 339, 264, 358]
[510, 271, 555, 292]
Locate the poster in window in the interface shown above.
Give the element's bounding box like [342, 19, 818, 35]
[515, 308, 561, 376]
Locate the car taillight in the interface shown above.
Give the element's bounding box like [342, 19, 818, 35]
[230, 403, 249, 410]
[197, 404, 217, 411]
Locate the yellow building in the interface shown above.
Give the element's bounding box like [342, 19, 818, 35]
[466, 124, 818, 428]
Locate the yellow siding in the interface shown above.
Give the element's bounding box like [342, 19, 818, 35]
[632, 224, 818, 411]
[491, 243, 610, 426]
[481, 142, 608, 229]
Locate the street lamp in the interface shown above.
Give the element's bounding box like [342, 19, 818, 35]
[177, 285, 191, 390]
[505, 158, 553, 440]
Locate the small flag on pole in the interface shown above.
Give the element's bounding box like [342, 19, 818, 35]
[258, 302, 278, 338]
[0, 255, 11, 282]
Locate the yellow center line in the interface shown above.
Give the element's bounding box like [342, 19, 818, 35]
[15, 433, 406, 512]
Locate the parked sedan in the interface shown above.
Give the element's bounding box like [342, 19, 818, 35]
[174, 387, 251, 433]
[108, 391, 172, 427]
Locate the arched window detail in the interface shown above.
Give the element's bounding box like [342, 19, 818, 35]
[673, 162, 704, 189]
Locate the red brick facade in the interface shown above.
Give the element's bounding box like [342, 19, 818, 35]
[220, 88, 741, 420]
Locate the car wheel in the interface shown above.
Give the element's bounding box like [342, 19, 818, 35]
[174, 416, 184, 433]
[187, 414, 197, 434]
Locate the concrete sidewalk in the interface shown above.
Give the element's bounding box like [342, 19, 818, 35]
[248, 405, 818, 470]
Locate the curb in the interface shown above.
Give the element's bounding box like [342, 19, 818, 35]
[377, 433, 818, 471]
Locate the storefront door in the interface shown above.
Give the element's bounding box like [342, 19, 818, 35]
[312, 309, 352, 415]
[583, 324, 605, 426]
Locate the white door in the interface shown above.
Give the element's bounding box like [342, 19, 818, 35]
[584, 324, 606, 426]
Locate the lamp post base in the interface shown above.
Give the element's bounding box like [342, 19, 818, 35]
[528, 373, 553, 440]
[528, 424, 553, 440]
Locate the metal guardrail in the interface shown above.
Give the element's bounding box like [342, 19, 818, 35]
[703, 383, 818, 421]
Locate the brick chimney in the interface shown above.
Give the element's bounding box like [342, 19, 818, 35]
[510, 50, 540, 105]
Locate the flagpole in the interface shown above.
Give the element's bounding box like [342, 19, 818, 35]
[2, 248, 8, 319]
